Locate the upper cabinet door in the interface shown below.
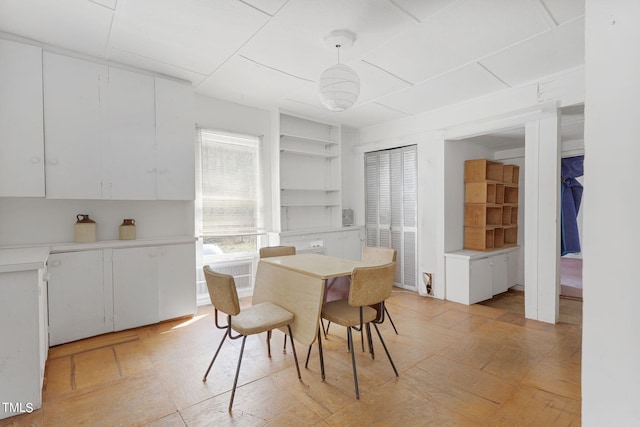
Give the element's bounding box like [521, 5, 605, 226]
[106, 67, 156, 200]
[43, 52, 105, 199]
[0, 40, 45, 197]
[155, 78, 195, 200]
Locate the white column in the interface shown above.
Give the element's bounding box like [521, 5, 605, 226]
[524, 113, 561, 323]
[583, 1, 640, 424]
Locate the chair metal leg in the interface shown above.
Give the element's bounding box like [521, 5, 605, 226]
[321, 319, 328, 337]
[228, 335, 247, 412]
[287, 325, 301, 379]
[305, 344, 312, 368]
[267, 330, 272, 358]
[366, 323, 375, 359]
[347, 326, 360, 400]
[283, 334, 287, 354]
[384, 305, 398, 335]
[373, 323, 398, 377]
[203, 331, 229, 381]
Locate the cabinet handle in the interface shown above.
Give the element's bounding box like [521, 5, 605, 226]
[50, 260, 61, 267]
[42, 273, 51, 281]
[31, 156, 41, 164]
[48, 159, 59, 165]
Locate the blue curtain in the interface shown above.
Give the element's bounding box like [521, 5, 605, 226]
[561, 155, 584, 255]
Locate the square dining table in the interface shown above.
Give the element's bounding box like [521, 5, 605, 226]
[253, 253, 372, 346]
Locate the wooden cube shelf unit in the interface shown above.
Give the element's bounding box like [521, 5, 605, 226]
[463, 159, 519, 251]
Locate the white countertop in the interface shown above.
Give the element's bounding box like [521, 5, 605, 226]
[0, 247, 50, 273]
[0, 236, 196, 272]
[444, 246, 520, 260]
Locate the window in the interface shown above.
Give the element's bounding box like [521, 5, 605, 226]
[197, 128, 264, 256]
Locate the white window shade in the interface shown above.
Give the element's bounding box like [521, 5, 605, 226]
[198, 129, 264, 238]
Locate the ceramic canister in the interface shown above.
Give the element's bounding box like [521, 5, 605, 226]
[119, 219, 136, 240]
[74, 214, 97, 243]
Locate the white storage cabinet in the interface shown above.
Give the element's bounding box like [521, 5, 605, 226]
[0, 248, 49, 419]
[42, 51, 194, 200]
[48, 240, 196, 345]
[0, 39, 45, 197]
[445, 247, 519, 305]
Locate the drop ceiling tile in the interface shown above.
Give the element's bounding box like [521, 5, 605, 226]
[541, 0, 585, 24]
[241, 0, 288, 16]
[108, 0, 268, 75]
[363, 0, 549, 84]
[239, 0, 417, 81]
[378, 63, 508, 115]
[0, 0, 114, 57]
[109, 48, 208, 86]
[479, 18, 584, 87]
[390, 0, 459, 22]
[320, 102, 411, 128]
[195, 55, 309, 110]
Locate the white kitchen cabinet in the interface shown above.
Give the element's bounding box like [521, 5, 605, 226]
[105, 67, 156, 200]
[0, 39, 45, 197]
[42, 51, 195, 200]
[43, 52, 106, 199]
[112, 246, 160, 331]
[158, 243, 197, 320]
[445, 247, 520, 305]
[47, 250, 112, 346]
[47, 239, 196, 344]
[155, 77, 195, 200]
[0, 248, 49, 419]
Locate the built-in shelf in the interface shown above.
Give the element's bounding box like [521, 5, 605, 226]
[280, 148, 338, 159]
[281, 188, 340, 192]
[280, 133, 337, 146]
[278, 112, 341, 232]
[281, 203, 340, 207]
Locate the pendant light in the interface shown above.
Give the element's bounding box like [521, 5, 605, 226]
[318, 30, 360, 112]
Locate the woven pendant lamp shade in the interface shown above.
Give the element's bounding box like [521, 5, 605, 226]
[318, 63, 360, 112]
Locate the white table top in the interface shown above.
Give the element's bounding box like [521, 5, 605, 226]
[260, 253, 372, 279]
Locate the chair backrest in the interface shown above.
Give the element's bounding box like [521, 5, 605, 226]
[349, 262, 396, 307]
[361, 246, 397, 265]
[259, 245, 296, 258]
[203, 266, 241, 316]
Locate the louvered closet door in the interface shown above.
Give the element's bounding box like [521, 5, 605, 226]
[365, 146, 417, 290]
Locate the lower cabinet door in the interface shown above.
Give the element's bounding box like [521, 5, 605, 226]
[469, 257, 493, 304]
[48, 250, 110, 345]
[158, 243, 196, 321]
[112, 246, 159, 331]
[491, 254, 509, 295]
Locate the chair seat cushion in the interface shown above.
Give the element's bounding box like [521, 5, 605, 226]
[321, 298, 377, 327]
[231, 302, 294, 336]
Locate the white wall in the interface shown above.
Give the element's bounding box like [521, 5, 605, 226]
[0, 199, 193, 246]
[583, 0, 640, 423]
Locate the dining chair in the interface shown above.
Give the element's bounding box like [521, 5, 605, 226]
[325, 246, 399, 346]
[306, 262, 399, 399]
[259, 245, 296, 355]
[201, 266, 301, 411]
[361, 246, 399, 335]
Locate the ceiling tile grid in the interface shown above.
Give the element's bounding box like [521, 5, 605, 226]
[0, 0, 586, 128]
